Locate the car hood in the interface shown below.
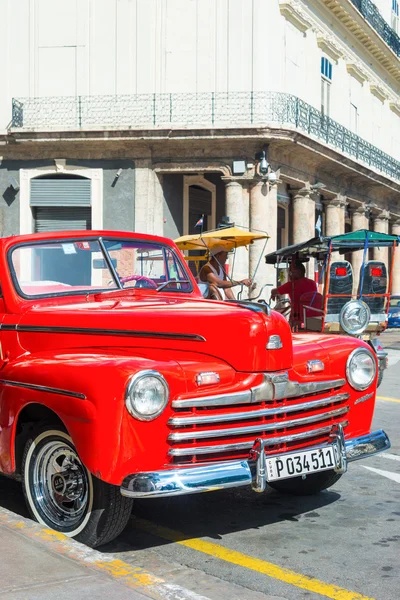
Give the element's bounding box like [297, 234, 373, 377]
[15, 295, 293, 372]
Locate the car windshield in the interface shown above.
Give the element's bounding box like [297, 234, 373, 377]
[10, 237, 191, 297]
[390, 297, 400, 307]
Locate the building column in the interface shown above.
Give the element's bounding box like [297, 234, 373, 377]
[391, 219, 400, 295]
[134, 160, 164, 236]
[292, 186, 316, 277]
[323, 195, 346, 237]
[373, 210, 390, 266]
[350, 204, 369, 294]
[249, 180, 277, 296]
[224, 179, 249, 292]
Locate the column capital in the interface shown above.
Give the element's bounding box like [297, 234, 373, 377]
[221, 177, 245, 186]
[373, 209, 390, 222]
[391, 218, 400, 232]
[349, 203, 369, 217]
[322, 194, 347, 208]
[292, 185, 316, 200]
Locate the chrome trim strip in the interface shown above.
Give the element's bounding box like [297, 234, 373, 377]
[0, 324, 205, 342]
[122, 426, 388, 498]
[324, 313, 386, 323]
[172, 375, 346, 408]
[168, 393, 350, 426]
[168, 407, 349, 442]
[0, 379, 86, 400]
[168, 423, 347, 456]
[345, 429, 391, 461]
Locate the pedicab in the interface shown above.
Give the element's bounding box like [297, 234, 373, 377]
[175, 226, 271, 301]
[265, 229, 400, 386]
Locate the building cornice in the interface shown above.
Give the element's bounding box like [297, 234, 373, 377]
[316, 36, 343, 62]
[279, 1, 312, 33]
[319, 0, 400, 82]
[346, 63, 368, 83]
[370, 84, 389, 102]
[389, 102, 400, 117]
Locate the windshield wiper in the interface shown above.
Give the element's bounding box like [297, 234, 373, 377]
[156, 279, 190, 292]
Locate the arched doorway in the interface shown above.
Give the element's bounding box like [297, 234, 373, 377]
[183, 176, 216, 235]
[183, 176, 216, 276]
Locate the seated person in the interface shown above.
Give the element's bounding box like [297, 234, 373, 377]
[271, 261, 317, 322]
[198, 245, 252, 300]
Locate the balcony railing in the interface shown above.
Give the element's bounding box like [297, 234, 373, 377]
[10, 91, 400, 182]
[350, 0, 400, 57]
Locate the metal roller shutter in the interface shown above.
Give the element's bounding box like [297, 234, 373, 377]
[34, 207, 92, 232]
[30, 178, 91, 207]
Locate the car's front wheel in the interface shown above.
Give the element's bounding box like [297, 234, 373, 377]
[22, 427, 133, 547]
[268, 470, 342, 496]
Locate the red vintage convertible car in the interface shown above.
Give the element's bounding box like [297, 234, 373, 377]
[0, 230, 390, 547]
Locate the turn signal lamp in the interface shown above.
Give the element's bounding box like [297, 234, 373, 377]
[196, 372, 220, 386]
[266, 335, 283, 350]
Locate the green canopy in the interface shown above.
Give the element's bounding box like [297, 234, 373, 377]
[265, 229, 399, 264]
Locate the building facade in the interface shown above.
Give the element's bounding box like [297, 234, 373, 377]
[0, 0, 399, 293]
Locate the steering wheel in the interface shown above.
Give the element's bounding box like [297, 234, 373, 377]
[119, 275, 157, 289]
[270, 295, 292, 317]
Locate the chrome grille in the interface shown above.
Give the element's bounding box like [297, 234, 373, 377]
[168, 376, 349, 462]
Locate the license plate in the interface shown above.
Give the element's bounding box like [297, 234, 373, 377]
[265, 446, 338, 481]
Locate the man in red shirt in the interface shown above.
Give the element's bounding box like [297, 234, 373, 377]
[271, 261, 317, 323]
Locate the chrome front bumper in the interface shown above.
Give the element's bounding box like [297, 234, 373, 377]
[120, 428, 390, 499]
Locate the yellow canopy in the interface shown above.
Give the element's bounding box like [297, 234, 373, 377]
[174, 226, 269, 252]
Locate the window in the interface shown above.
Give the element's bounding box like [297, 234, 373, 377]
[349, 76, 362, 134]
[392, 0, 399, 33]
[350, 102, 359, 133]
[321, 57, 332, 116]
[10, 238, 192, 298]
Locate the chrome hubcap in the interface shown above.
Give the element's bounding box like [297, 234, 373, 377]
[32, 440, 89, 530]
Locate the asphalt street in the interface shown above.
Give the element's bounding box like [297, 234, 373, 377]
[0, 330, 399, 600]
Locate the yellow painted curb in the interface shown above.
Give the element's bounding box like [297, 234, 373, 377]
[133, 517, 375, 600]
[377, 395, 400, 403]
[0, 509, 165, 596]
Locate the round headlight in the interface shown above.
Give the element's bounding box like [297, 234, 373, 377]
[346, 348, 376, 391]
[125, 370, 169, 421]
[339, 300, 370, 335]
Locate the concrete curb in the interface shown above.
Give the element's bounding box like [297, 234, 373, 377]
[0, 507, 209, 600]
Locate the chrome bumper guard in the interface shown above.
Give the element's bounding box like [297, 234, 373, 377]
[120, 428, 390, 499]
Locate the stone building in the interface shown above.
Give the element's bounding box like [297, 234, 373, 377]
[0, 0, 399, 294]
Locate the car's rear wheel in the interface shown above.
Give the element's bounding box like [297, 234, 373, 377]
[22, 427, 133, 547]
[268, 470, 342, 496]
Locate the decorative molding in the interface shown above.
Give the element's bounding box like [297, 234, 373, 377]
[279, 1, 312, 33]
[317, 36, 343, 62]
[389, 102, 400, 117]
[346, 63, 368, 83]
[370, 84, 388, 102]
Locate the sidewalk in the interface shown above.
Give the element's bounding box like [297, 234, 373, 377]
[0, 508, 171, 600]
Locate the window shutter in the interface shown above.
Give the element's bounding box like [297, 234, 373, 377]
[30, 178, 91, 207]
[34, 207, 92, 232]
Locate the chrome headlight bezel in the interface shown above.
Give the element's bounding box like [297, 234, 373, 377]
[339, 300, 371, 336]
[346, 348, 377, 391]
[125, 370, 169, 421]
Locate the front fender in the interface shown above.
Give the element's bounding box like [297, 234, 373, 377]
[3, 349, 186, 482]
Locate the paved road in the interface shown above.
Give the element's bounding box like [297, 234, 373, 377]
[0, 337, 399, 600]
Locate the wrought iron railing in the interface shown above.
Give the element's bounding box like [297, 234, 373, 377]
[10, 91, 400, 181]
[350, 0, 400, 57]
